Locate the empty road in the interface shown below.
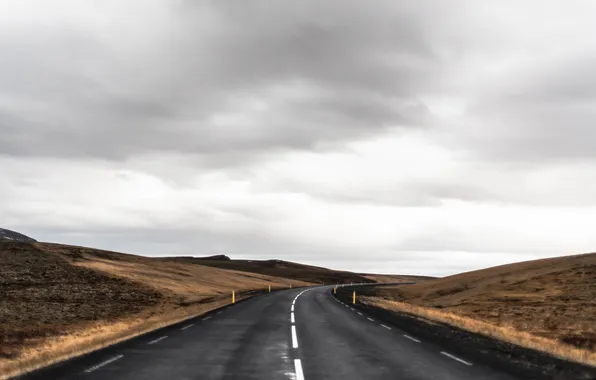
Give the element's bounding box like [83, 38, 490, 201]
[20, 286, 524, 380]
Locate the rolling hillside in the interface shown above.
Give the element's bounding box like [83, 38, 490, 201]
[367, 252, 596, 364]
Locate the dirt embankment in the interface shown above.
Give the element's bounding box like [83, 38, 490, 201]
[0, 242, 161, 360]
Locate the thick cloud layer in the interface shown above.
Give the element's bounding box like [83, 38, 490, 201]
[2, 0, 596, 275]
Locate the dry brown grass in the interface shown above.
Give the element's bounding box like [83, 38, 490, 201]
[0, 241, 311, 379]
[41, 242, 309, 303]
[368, 251, 596, 366]
[1, 296, 239, 380]
[365, 297, 596, 367]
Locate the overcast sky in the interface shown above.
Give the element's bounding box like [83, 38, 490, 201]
[2, 1, 596, 276]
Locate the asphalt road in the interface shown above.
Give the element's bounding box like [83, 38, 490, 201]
[20, 286, 525, 380]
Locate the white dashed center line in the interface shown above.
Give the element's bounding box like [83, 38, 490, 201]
[147, 336, 168, 345]
[203, 316, 212, 321]
[403, 335, 421, 343]
[367, 317, 375, 322]
[290, 288, 312, 378]
[84, 355, 123, 373]
[180, 324, 194, 331]
[294, 359, 305, 380]
[441, 351, 473, 366]
[357, 312, 363, 316]
[381, 324, 392, 330]
[291, 325, 299, 348]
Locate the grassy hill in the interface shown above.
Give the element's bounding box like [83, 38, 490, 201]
[366, 252, 596, 366]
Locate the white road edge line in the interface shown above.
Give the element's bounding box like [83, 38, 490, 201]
[180, 324, 194, 331]
[441, 351, 473, 366]
[291, 312, 295, 323]
[403, 334, 421, 343]
[147, 336, 168, 345]
[294, 359, 305, 380]
[291, 325, 299, 348]
[381, 324, 392, 330]
[367, 317, 374, 322]
[291, 305, 295, 312]
[84, 355, 123, 373]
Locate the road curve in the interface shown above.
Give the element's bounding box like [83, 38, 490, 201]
[19, 286, 524, 380]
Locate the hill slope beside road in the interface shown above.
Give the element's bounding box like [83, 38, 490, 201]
[365, 252, 596, 366]
[0, 241, 312, 379]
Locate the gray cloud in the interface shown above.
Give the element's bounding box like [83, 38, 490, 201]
[438, 51, 596, 165]
[0, 0, 444, 164]
[3, 1, 596, 275]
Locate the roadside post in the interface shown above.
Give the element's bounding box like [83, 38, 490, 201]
[352, 291, 356, 305]
[232, 291, 235, 304]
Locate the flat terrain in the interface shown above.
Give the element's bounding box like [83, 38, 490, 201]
[369, 252, 596, 362]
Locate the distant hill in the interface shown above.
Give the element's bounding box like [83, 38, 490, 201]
[184, 258, 379, 285]
[0, 228, 36, 242]
[169, 254, 231, 261]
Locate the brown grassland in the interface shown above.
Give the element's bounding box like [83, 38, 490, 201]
[0, 241, 316, 379]
[366, 252, 596, 366]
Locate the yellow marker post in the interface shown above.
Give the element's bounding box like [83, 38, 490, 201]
[333, 286, 337, 294]
[290, 284, 292, 289]
[352, 291, 356, 305]
[268, 285, 271, 293]
[232, 291, 235, 304]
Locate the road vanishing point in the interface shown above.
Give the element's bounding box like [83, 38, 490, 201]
[20, 286, 524, 380]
